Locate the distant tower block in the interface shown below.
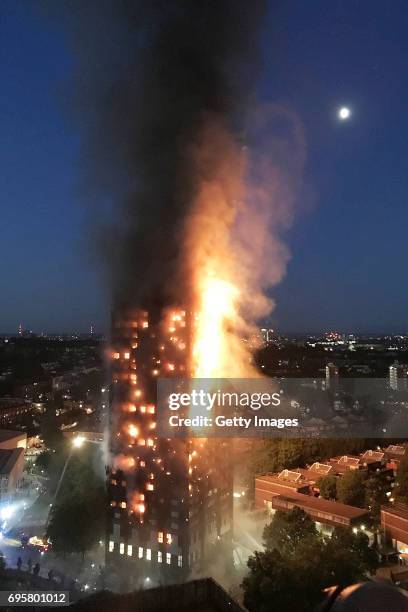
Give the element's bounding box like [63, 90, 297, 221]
[326, 362, 339, 391]
[389, 361, 408, 391]
[18, 323, 23, 336]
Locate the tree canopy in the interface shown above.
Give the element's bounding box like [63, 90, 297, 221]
[242, 507, 378, 612]
[317, 474, 337, 500]
[336, 470, 366, 507]
[46, 444, 106, 557]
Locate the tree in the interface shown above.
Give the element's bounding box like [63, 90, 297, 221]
[46, 444, 107, 557]
[242, 549, 300, 612]
[263, 507, 318, 556]
[365, 474, 389, 522]
[324, 528, 378, 584]
[242, 507, 378, 612]
[36, 451, 52, 472]
[47, 486, 106, 557]
[317, 474, 337, 500]
[39, 406, 63, 451]
[395, 453, 408, 503]
[336, 470, 366, 507]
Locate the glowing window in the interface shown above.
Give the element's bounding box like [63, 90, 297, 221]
[127, 545, 133, 556]
[113, 353, 120, 360]
[119, 543, 124, 555]
[146, 548, 151, 561]
[124, 352, 130, 360]
[146, 483, 154, 491]
[166, 553, 171, 565]
[178, 555, 182, 567]
[158, 532, 164, 543]
[120, 501, 126, 508]
[166, 534, 172, 544]
[138, 547, 143, 559]
[158, 551, 163, 563]
[108, 541, 114, 552]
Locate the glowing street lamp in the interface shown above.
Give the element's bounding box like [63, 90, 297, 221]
[72, 435, 85, 449]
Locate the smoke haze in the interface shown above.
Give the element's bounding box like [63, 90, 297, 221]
[46, 0, 270, 313]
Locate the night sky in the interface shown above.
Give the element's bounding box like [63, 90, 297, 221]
[1, 1, 408, 334]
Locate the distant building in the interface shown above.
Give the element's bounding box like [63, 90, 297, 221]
[260, 328, 275, 344]
[0, 399, 32, 426]
[389, 361, 408, 391]
[326, 363, 339, 390]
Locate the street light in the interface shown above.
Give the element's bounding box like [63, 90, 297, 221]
[72, 436, 85, 448]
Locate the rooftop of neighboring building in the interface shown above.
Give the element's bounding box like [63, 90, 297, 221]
[0, 429, 26, 443]
[381, 502, 408, 521]
[0, 447, 24, 475]
[273, 491, 369, 520]
[64, 578, 244, 612]
[383, 444, 406, 459]
[256, 470, 310, 489]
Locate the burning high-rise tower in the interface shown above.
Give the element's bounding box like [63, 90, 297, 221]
[57, 0, 301, 591]
[107, 307, 233, 587]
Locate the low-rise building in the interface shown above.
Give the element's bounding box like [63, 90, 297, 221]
[0, 429, 27, 450]
[381, 503, 408, 554]
[0, 399, 32, 426]
[329, 453, 383, 474]
[255, 470, 311, 510]
[271, 492, 369, 529]
[0, 447, 25, 501]
[383, 445, 406, 473]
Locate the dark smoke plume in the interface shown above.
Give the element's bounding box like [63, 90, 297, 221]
[47, 0, 267, 312]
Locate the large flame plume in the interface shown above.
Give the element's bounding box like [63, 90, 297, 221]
[184, 115, 303, 379]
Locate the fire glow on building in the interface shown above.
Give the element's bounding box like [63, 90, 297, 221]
[107, 303, 234, 584]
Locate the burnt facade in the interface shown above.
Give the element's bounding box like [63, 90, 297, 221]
[106, 308, 233, 588]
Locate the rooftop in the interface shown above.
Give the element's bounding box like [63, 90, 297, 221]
[0, 448, 24, 475]
[382, 503, 408, 521]
[67, 578, 244, 612]
[0, 429, 26, 443]
[308, 462, 333, 475]
[273, 492, 368, 520]
[256, 473, 309, 490]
